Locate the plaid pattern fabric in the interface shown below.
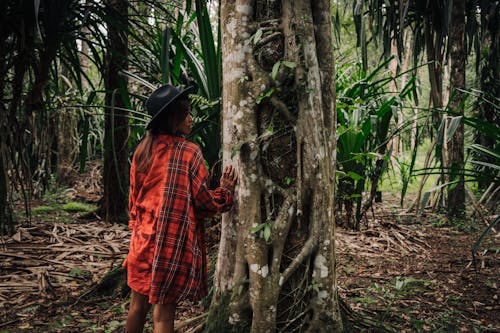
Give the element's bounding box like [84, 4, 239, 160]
[125, 135, 233, 304]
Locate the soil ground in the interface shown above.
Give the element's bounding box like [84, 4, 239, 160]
[336, 193, 499, 333]
[0, 192, 498, 333]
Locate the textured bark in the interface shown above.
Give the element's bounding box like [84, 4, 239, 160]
[424, 20, 444, 131]
[0, 29, 12, 234]
[388, 37, 402, 159]
[213, 0, 341, 332]
[447, 0, 466, 218]
[389, 29, 411, 159]
[101, 0, 129, 224]
[0, 128, 13, 234]
[475, 3, 500, 190]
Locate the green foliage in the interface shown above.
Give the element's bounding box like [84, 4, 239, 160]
[336, 56, 416, 228]
[256, 88, 275, 104]
[69, 268, 91, 278]
[413, 98, 499, 217]
[251, 223, 272, 242]
[62, 202, 95, 213]
[121, 1, 223, 169]
[33, 205, 56, 214]
[392, 277, 433, 294]
[271, 60, 296, 81]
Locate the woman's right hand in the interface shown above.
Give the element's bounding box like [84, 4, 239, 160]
[220, 165, 238, 193]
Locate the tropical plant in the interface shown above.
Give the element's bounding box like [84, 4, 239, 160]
[414, 109, 500, 214]
[0, 0, 105, 231]
[0, 0, 223, 229]
[164, 0, 222, 171]
[122, 0, 222, 175]
[356, 0, 500, 218]
[335, 57, 416, 229]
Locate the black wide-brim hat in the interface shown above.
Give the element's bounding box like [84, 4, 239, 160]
[145, 84, 196, 130]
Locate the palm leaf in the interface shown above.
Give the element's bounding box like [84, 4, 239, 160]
[195, 0, 220, 100]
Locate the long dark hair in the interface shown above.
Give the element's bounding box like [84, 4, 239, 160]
[133, 98, 190, 175]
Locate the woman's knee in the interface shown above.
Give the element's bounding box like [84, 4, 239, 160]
[130, 291, 151, 315]
[153, 303, 176, 322]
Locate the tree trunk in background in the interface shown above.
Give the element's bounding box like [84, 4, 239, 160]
[101, 0, 129, 224]
[80, 4, 91, 91]
[424, 18, 444, 132]
[447, 0, 466, 218]
[389, 29, 411, 160]
[388, 36, 402, 159]
[209, 1, 341, 332]
[0, 26, 12, 233]
[476, 2, 500, 190]
[23, 11, 62, 196]
[0, 127, 13, 234]
[56, 65, 79, 186]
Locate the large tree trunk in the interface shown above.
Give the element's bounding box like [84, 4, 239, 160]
[210, 1, 341, 332]
[101, 0, 129, 224]
[447, 0, 466, 218]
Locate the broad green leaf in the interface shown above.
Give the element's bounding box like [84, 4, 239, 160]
[469, 144, 500, 160]
[263, 224, 271, 241]
[347, 171, 363, 181]
[256, 88, 275, 104]
[336, 170, 347, 178]
[119, 70, 156, 90]
[195, 0, 220, 100]
[271, 61, 281, 81]
[253, 28, 263, 45]
[470, 160, 500, 171]
[446, 116, 462, 143]
[251, 223, 266, 234]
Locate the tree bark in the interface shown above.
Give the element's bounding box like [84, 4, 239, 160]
[447, 0, 466, 219]
[211, 0, 341, 332]
[475, 2, 500, 190]
[424, 19, 444, 132]
[101, 0, 129, 224]
[0, 125, 13, 234]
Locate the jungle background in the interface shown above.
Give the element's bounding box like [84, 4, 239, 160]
[0, 0, 498, 332]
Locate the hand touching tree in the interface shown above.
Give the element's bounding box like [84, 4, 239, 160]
[220, 165, 238, 193]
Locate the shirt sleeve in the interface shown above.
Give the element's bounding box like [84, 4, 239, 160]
[190, 147, 233, 219]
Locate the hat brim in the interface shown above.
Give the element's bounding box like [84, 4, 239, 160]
[145, 85, 196, 130]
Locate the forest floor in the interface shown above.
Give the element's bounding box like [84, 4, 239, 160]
[0, 190, 498, 332]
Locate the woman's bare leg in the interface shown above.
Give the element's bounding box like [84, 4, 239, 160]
[126, 290, 152, 333]
[153, 303, 176, 333]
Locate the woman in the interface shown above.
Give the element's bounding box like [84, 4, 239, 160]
[124, 84, 237, 333]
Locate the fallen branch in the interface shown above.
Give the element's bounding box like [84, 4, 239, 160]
[175, 312, 208, 331]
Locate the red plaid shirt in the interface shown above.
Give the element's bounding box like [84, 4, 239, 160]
[124, 135, 233, 304]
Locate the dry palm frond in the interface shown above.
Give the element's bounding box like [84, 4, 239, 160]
[0, 220, 129, 314]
